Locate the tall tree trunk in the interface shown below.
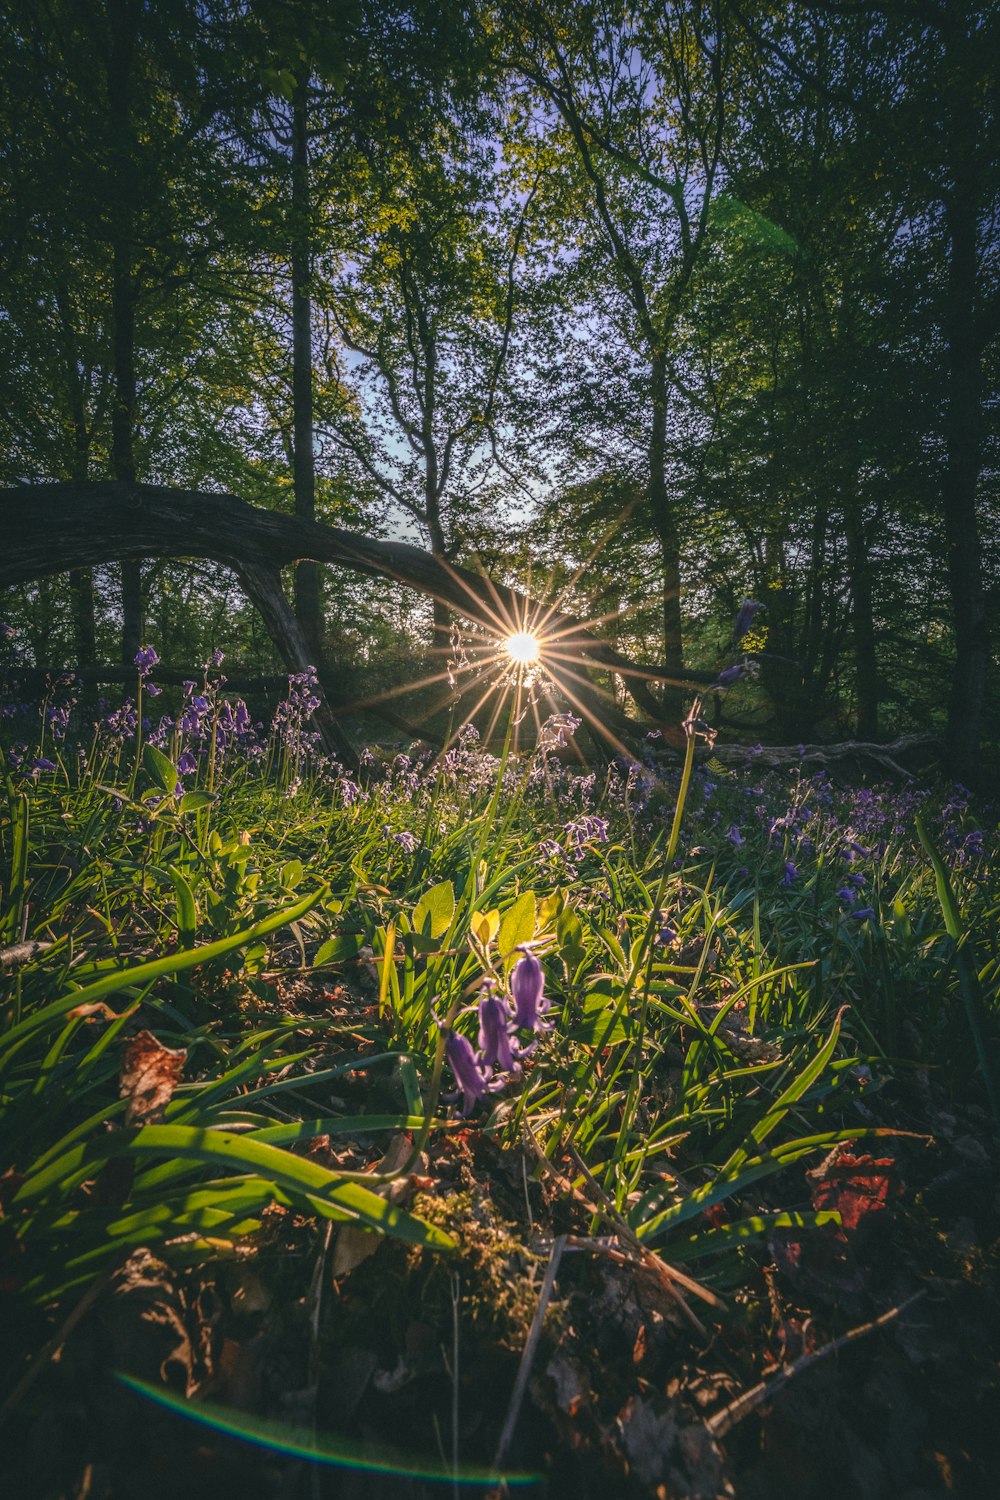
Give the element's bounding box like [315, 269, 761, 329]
[108, 0, 142, 667]
[425, 446, 450, 647]
[290, 73, 324, 666]
[649, 353, 684, 704]
[940, 104, 987, 785]
[57, 288, 99, 669]
[236, 562, 356, 767]
[844, 495, 879, 739]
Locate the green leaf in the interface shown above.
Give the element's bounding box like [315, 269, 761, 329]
[280, 859, 304, 891]
[14, 1125, 454, 1251]
[314, 933, 362, 966]
[178, 791, 215, 815]
[170, 869, 198, 948]
[143, 743, 177, 794]
[668, 1210, 842, 1261]
[0, 888, 325, 1057]
[567, 989, 628, 1048]
[411, 880, 455, 942]
[499, 890, 536, 965]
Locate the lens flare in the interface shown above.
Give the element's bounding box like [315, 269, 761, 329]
[504, 631, 540, 666]
[116, 1374, 539, 1488]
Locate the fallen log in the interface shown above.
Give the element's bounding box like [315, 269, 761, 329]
[0, 481, 712, 750]
[708, 732, 942, 778]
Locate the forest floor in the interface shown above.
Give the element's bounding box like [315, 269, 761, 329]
[7, 988, 999, 1500]
[2, 708, 999, 1498]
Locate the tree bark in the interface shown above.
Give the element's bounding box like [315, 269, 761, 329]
[940, 90, 987, 785]
[235, 561, 355, 767]
[649, 352, 684, 691]
[108, 0, 142, 667]
[844, 497, 879, 739]
[290, 72, 324, 666]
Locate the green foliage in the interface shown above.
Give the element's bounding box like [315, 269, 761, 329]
[3, 706, 995, 1321]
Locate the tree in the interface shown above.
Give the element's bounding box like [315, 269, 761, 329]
[496, 0, 730, 686]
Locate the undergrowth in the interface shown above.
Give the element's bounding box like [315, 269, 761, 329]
[1, 656, 997, 1472]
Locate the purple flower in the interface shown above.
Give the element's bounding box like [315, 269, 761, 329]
[386, 828, 417, 853]
[178, 748, 198, 776]
[538, 712, 581, 751]
[732, 598, 764, 645]
[210, 648, 225, 668]
[726, 824, 743, 848]
[478, 986, 518, 1073]
[30, 756, 57, 773]
[134, 644, 159, 678]
[836, 886, 858, 906]
[511, 948, 553, 1032]
[852, 907, 876, 922]
[444, 1031, 492, 1117]
[564, 814, 609, 849]
[657, 922, 678, 946]
[782, 861, 799, 886]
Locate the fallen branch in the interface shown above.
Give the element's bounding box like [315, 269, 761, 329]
[493, 1233, 567, 1473]
[706, 1290, 926, 1439]
[709, 732, 942, 778]
[0, 482, 707, 737]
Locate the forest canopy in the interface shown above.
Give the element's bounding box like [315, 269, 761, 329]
[1, 0, 997, 782]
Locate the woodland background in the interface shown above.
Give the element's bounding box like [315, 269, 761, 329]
[2, 0, 997, 781]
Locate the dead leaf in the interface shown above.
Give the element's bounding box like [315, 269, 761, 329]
[120, 1030, 187, 1126]
[807, 1146, 903, 1235]
[331, 1134, 419, 1280]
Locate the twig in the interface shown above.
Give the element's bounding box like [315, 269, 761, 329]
[492, 1234, 566, 1474]
[522, 1123, 721, 1335]
[450, 1271, 461, 1500]
[564, 1141, 723, 1325]
[706, 1291, 926, 1439]
[307, 1220, 334, 1500]
[0, 940, 54, 968]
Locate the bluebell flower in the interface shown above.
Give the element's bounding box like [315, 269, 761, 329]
[782, 861, 799, 885]
[511, 948, 553, 1032]
[726, 824, 743, 847]
[478, 985, 519, 1073]
[852, 907, 876, 922]
[444, 1030, 492, 1117]
[134, 644, 159, 677]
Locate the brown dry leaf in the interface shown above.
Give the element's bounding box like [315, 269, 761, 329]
[331, 1134, 418, 1280]
[68, 1001, 121, 1021]
[120, 1030, 187, 1125]
[615, 1397, 734, 1498]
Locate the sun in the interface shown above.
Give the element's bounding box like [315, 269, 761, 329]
[504, 630, 540, 666]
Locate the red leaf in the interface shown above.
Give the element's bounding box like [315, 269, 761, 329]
[807, 1147, 903, 1233]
